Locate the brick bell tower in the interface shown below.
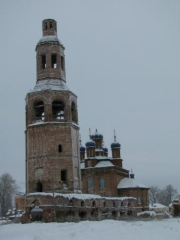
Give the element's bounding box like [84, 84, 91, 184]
[25, 19, 81, 194]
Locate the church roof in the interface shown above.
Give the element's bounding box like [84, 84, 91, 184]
[117, 178, 149, 189]
[30, 79, 69, 93]
[95, 160, 114, 168]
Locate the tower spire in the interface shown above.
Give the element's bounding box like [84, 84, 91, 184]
[114, 129, 117, 142]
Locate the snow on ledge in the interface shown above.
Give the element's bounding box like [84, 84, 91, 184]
[27, 192, 136, 201]
[117, 178, 149, 189]
[30, 79, 69, 93]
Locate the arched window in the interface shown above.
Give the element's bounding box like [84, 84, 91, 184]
[99, 178, 105, 189]
[52, 101, 65, 120]
[87, 178, 93, 190]
[34, 101, 45, 121]
[36, 180, 43, 192]
[68, 200, 73, 207]
[92, 201, 96, 207]
[71, 102, 77, 123]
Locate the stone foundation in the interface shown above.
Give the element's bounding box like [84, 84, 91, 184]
[22, 193, 137, 223]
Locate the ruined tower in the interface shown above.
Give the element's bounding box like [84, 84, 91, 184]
[25, 19, 81, 194]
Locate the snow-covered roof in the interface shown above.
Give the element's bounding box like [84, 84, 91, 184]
[117, 178, 149, 189]
[30, 79, 69, 93]
[37, 35, 64, 47]
[27, 192, 135, 201]
[149, 203, 168, 209]
[95, 160, 114, 168]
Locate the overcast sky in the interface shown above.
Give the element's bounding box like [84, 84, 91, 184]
[0, 0, 180, 193]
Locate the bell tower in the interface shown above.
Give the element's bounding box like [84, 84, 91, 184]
[36, 19, 66, 82]
[25, 19, 81, 194]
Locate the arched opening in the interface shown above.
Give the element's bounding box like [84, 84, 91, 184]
[99, 178, 105, 189]
[44, 22, 48, 30]
[71, 102, 77, 123]
[50, 22, 53, 29]
[87, 178, 93, 190]
[36, 180, 43, 192]
[103, 201, 106, 208]
[92, 201, 96, 208]
[34, 101, 45, 121]
[52, 101, 65, 120]
[68, 200, 73, 207]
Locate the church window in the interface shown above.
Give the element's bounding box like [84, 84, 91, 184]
[92, 201, 96, 207]
[87, 161, 92, 167]
[50, 22, 53, 29]
[51, 54, 57, 69]
[58, 144, 62, 152]
[61, 170, 67, 182]
[34, 101, 45, 121]
[87, 178, 93, 190]
[71, 102, 77, 123]
[52, 101, 65, 120]
[36, 180, 43, 192]
[99, 178, 105, 189]
[61, 56, 64, 70]
[103, 201, 106, 207]
[138, 196, 142, 205]
[41, 55, 46, 69]
[68, 200, 73, 206]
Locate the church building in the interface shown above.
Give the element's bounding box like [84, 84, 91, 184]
[22, 19, 148, 223]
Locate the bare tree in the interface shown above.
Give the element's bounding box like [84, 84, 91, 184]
[149, 186, 161, 204]
[0, 173, 18, 217]
[158, 185, 178, 206]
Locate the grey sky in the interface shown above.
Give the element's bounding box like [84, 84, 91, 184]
[0, 0, 180, 193]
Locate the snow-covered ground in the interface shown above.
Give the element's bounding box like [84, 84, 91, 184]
[0, 218, 180, 240]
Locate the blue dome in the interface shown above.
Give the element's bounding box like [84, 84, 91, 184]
[80, 146, 85, 152]
[90, 134, 103, 140]
[85, 141, 96, 148]
[111, 142, 121, 149]
[102, 147, 108, 153]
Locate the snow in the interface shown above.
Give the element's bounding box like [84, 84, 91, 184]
[30, 79, 69, 93]
[27, 192, 133, 201]
[149, 203, 168, 209]
[1, 218, 180, 240]
[37, 35, 64, 47]
[95, 160, 114, 168]
[137, 211, 156, 217]
[117, 178, 149, 189]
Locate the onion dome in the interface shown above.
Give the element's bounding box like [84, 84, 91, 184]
[85, 140, 96, 148]
[102, 147, 108, 153]
[80, 146, 86, 152]
[111, 142, 121, 149]
[90, 129, 103, 140]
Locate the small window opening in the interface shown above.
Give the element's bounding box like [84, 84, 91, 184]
[87, 161, 92, 167]
[113, 201, 116, 208]
[36, 180, 43, 192]
[121, 201, 124, 207]
[81, 201, 84, 207]
[61, 170, 67, 182]
[41, 55, 46, 69]
[34, 101, 45, 121]
[88, 178, 93, 190]
[92, 201, 96, 207]
[71, 102, 77, 123]
[68, 200, 73, 206]
[52, 101, 65, 120]
[51, 54, 57, 69]
[99, 178, 105, 189]
[50, 22, 53, 29]
[103, 201, 106, 208]
[61, 56, 64, 70]
[58, 145, 62, 152]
